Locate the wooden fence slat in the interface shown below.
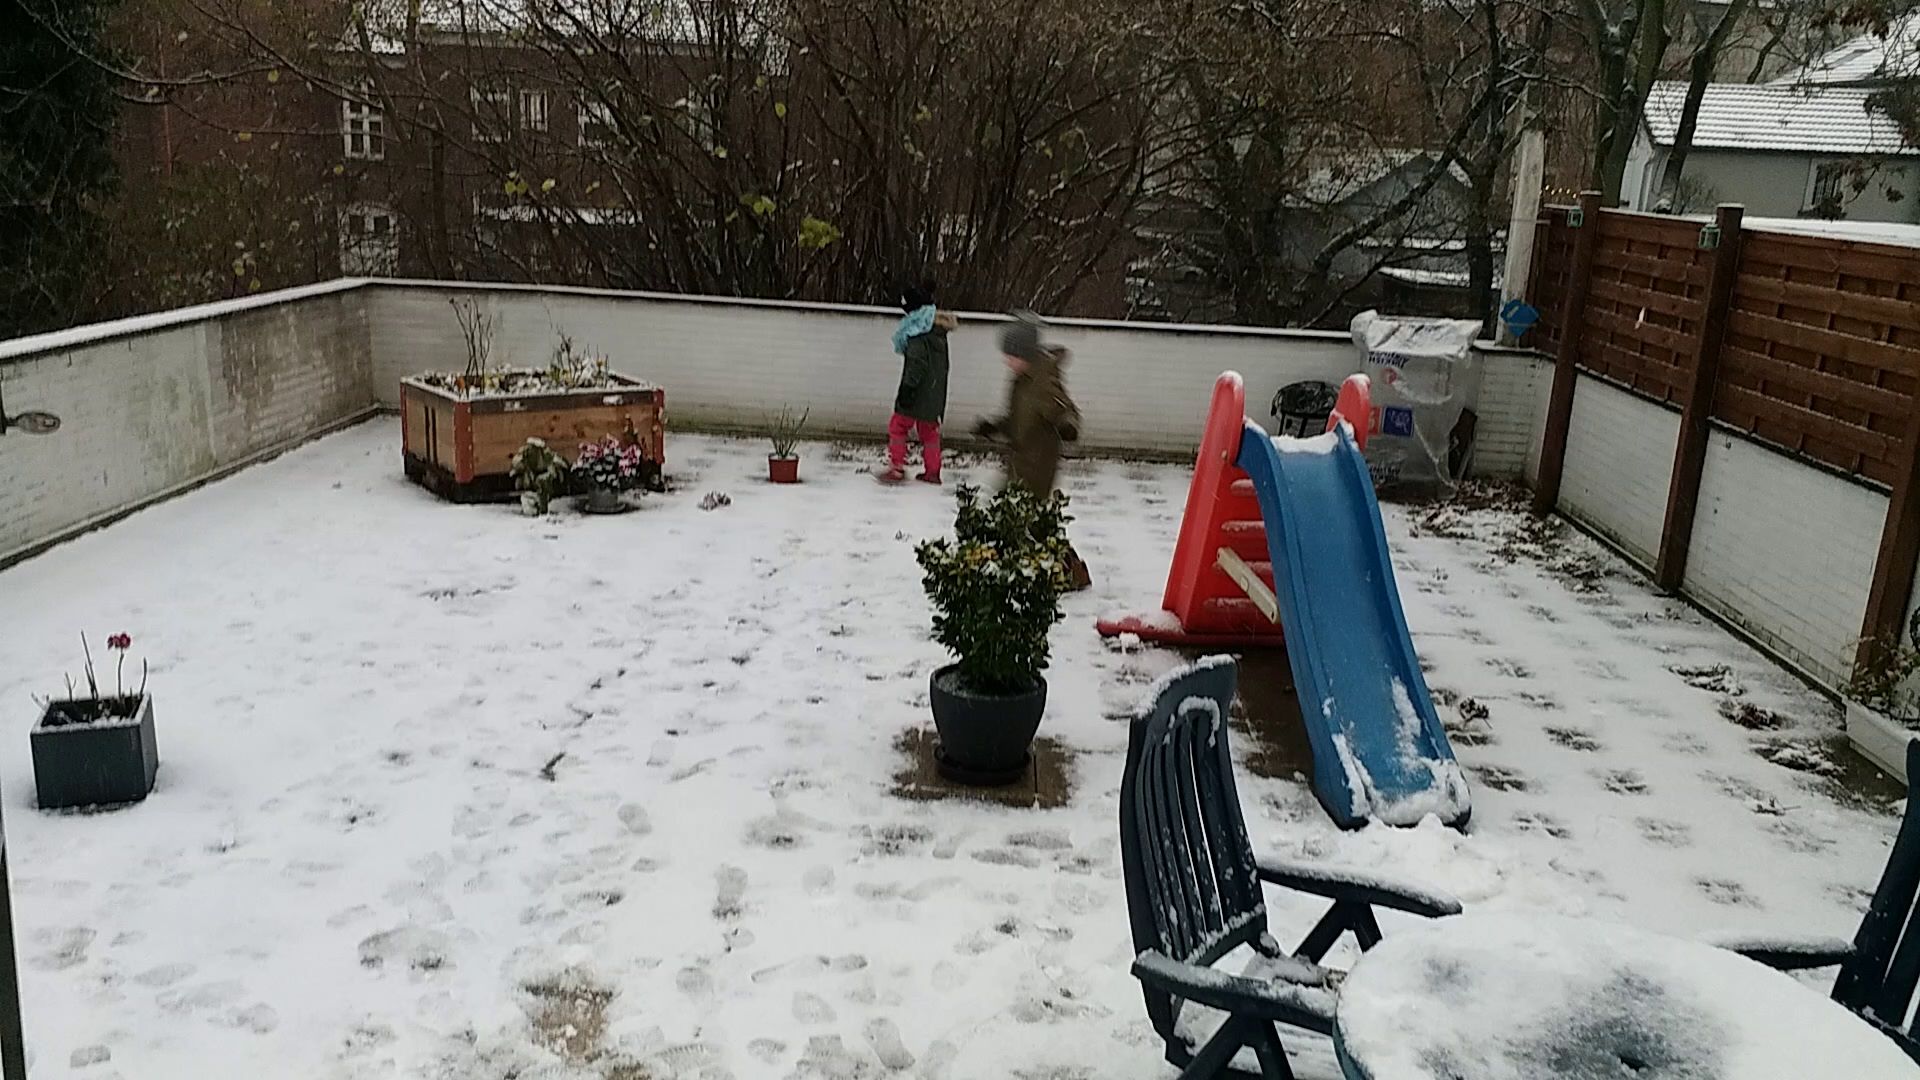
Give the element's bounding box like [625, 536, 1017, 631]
[1583, 339, 1689, 401]
[1735, 274, 1920, 334]
[1743, 230, 1920, 285]
[1584, 306, 1698, 360]
[1726, 308, 1920, 378]
[1714, 382, 1898, 464]
[1588, 275, 1704, 321]
[1592, 249, 1711, 288]
[1720, 344, 1911, 417]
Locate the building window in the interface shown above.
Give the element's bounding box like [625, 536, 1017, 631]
[339, 203, 399, 275]
[1808, 161, 1848, 216]
[519, 89, 549, 132]
[579, 100, 615, 149]
[472, 85, 510, 142]
[341, 93, 384, 160]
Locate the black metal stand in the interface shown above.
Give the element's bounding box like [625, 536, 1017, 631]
[0, 802, 28, 1080]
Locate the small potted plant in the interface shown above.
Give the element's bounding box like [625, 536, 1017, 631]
[33, 634, 159, 810]
[767, 405, 810, 484]
[1845, 613, 1920, 782]
[914, 484, 1073, 785]
[511, 438, 572, 515]
[574, 434, 651, 513]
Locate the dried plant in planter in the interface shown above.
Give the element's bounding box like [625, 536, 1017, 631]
[768, 406, 810, 460]
[450, 296, 495, 390]
[40, 633, 147, 726]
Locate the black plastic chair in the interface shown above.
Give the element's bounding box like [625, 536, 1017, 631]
[1118, 656, 1463, 1079]
[1722, 739, 1920, 1064]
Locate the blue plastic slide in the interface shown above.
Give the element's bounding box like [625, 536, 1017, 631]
[1234, 420, 1470, 829]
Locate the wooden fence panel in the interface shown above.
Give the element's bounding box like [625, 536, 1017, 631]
[1718, 230, 1920, 481]
[1576, 211, 1711, 404]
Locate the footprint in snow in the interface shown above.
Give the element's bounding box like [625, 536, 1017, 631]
[616, 803, 652, 835]
[713, 865, 749, 919]
[1635, 818, 1692, 848]
[1544, 726, 1601, 752]
[792, 991, 837, 1024]
[30, 927, 95, 971]
[357, 927, 453, 972]
[865, 1018, 915, 1070]
[134, 962, 196, 988]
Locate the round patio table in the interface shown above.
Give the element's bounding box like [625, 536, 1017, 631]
[1334, 913, 1919, 1080]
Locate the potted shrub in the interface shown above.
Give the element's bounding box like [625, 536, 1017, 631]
[1845, 614, 1920, 782]
[768, 406, 810, 484]
[511, 438, 572, 515]
[914, 485, 1073, 785]
[574, 434, 651, 513]
[33, 634, 158, 811]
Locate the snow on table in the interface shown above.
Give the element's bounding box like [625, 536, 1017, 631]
[1335, 913, 1919, 1079]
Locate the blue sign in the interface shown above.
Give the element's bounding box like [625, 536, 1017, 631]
[1383, 407, 1415, 437]
[1500, 299, 1540, 338]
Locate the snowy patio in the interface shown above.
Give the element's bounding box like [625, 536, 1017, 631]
[0, 418, 1902, 1079]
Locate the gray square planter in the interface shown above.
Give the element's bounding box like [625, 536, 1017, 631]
[32, 695, 159, 810]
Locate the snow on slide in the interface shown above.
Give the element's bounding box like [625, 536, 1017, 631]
[1236, 420, 1469, 829]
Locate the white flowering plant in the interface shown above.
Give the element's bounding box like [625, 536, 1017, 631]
[574, 435, 651, 493]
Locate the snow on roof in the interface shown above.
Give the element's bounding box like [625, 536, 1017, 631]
[1772, 13, 1920, 87]
[1292, 149, 1471, 206]
[343, 0, 705, 52]
[1642, 81, 1916, 156]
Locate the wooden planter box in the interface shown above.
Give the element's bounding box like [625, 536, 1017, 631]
[400, 374, 666, 503]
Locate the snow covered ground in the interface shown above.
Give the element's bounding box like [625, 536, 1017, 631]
[0, 419, 1902, 1080]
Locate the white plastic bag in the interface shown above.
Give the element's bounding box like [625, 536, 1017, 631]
[1348, 310, 1484, 492]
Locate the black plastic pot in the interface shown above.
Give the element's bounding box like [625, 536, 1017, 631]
[929, 664, 1047, 786]
[32, 694, 159, 811]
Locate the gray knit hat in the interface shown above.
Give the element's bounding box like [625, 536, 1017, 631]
[998, 310, 1047, 362]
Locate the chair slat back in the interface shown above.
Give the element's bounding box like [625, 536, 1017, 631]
[1119, 656, 1266, 983]
[1835, 740, 1920, 1058]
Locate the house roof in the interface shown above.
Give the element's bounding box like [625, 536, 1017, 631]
[1771, 14, 1920, 87]
[1291, 149, 1471, 207]
[1641, 81, 1916, 156]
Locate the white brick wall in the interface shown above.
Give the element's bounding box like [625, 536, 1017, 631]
[366, 285, 1374, 454]
[1557, 376, 1680, 567]
[0, 289, 374, 563]
[1472, 351, 1551, 479]
[1, 278, 1549, 565]
[1686, 431, 1888, 687]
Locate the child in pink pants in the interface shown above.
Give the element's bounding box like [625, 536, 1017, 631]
[879, 281, 956, 484]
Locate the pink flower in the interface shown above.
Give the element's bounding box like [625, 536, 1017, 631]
[107, 633, 132, 651]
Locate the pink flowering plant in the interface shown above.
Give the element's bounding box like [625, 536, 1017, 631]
[575, 435, 650, 493]
[42, 632, 148, 725]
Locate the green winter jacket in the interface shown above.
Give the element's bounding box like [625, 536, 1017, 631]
[894, 311, 958, 422]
